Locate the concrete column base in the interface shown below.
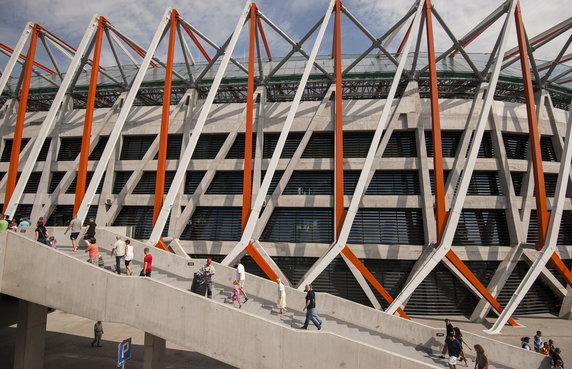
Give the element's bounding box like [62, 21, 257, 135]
[559, 286, 572, 319]
[13, 300, 48, 369]
[144, 332, 166, 369]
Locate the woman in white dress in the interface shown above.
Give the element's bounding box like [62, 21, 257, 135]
[276, 278, 287, 314]
[124, 239, 134, 275]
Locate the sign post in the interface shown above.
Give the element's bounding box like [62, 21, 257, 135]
[117, 337, 132, 368]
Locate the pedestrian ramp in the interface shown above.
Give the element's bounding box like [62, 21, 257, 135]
[0, 229, 550, 369]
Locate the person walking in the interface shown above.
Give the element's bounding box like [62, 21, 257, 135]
[91, 321, 103, 347]
[454, 326, 471, 366]
[124, 239, 134, 275]
[445, 331, 463, 369]
[200, 258, 215, 298]
[548, 339, 556, 356]
[64, 214, 83, 252]
[301, 284, 322, 330]
[18, 217, 30, 228]
[441, 319, 455, 357]
[231, 280, 242, 308]
[142, 247, 152, 277]
[0, 214, 9, 233]
[235, 259, 248, 302]
[473, 344, 489, 369]
[521, 337, 532, 350]
[83, 217, 97, 247]
[533, 331, 543, 352]
[552, 348, 564, 368]
[85, 237, 99, 265]
[276, 278, 287, 314]
[35, 220, 50, 246]
[111, 235, 126, 275]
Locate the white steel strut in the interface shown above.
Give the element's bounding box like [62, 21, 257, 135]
[0, 23, 34, 99]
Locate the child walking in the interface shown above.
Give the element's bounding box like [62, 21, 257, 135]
[48, 236, 57, 249]
[231, 280, 242, 308]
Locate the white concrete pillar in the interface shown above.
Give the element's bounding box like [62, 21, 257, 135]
[143, 332, 166, 369]
[13, 300, 47, 369]
[559, 286, 572, 319]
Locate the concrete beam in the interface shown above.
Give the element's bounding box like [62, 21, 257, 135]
[559, 286, 572, 319]
[144, 332, 166, 369]
[13, 300, 47, 369]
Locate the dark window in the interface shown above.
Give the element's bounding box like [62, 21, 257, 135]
[544, 173, 558, 197]
[226, 133, 257, 159]
[503, 133, 528, 159]
[14, 204, 33, 221]
[22, 172, 42, 194]
[113, 206, 169, 239]
[284, 171, 333, 195]
[192, 133, 228, 159]
[261, 171, 283, 195]
[37, 138, 52, 161]
[180, 207, 242, 241]
[453, 210, 510, 246]
[344, 132, 373, 158]
[540, 136, 557, 162]
[67, 172, 104, 194]
[511, 172, 525, 196]
[1, 138, 31, 162]
[382, 131, 417, 157]
[527, 210, 572, 245]
[425, 130, 462, 157]
[120, 135, 156, 160]
[47, 205, 97, 227]
[113, 171, 133, 194]
[468, 171, 502, 195]
[302, 133, 333, 158]
[429, 170, 452, 195]
[348, 208, 424, 245]
[262, 133, 303, 158]
[48, 172, 66, 193]
[344, 170, 420, 195]
[207, 171, 245, 194]
[133, 171, 175, 194]
[465, 131, 494, 158]
[153, 134, 182, 160]
[184, 171, 206, 194]
[57, 137, 82, 161]
[261, 208, 333, 243]
[89, 136, 109, 160]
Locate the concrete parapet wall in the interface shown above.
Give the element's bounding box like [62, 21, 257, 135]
[0, 230, 440, 369]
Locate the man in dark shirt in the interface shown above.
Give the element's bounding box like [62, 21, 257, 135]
[441, 319, 455, 357]
[84, 217, 97, 241]
[445, 332, 462, 369]
[301, 284, 322, 330]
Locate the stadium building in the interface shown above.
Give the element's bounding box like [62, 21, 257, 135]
[1, 0, 571, 328]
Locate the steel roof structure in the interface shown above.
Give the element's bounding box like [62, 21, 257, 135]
[1, 0, 572, 332]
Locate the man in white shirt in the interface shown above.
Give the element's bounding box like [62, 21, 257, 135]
[111, 235, 126, 275]
[236, 259, 249, 302]
[64, 214, 83, 251]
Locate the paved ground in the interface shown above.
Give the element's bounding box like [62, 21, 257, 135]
[413, 314, 572, 367]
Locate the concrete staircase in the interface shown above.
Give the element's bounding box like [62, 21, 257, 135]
[0, 228, 551, 369]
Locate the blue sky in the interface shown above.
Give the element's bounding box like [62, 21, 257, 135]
[0, 0, 570, 75]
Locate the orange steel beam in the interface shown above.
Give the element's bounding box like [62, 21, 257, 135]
[152, 10, 179, 253]
[73, 17, 106, 216]
[114, 32, 158, 68]
[180, 23, 212, 62]
[0, 43, 56, 74]
[515, 2, 572, 287]
[2, 25, 40, 213]
[256, 17, 272, 61]
[397, 18, 414, 55]
[504, 23, 568, 61]
[450, 21, 496, 58]
[538, 56, 572, 71]
[445, 251, 518, 326]
[424, 0, 448, 242]
[239, 3, 279, 281]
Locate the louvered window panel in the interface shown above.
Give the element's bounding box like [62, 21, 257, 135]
[191, 133, 228, 159]
[57, 137, 82, 161]
[89, 136, 108, 160]
[348, 208, 424, 245]
[344, 132, 373, 158]
[453, 210, 510, 246]
[511, 172, 524, 195]
[120, 135, 156, 160]
[262, 133, 303, 158]
[184, 171, 206, 194]
[466, 131, 494, 158]
[382, 131, 417, 157]
[180, 207, 242, 241]
[22, 172, 42, 193]
[207, 171, 245, 194]
[226, 133, 257, 159]
[260, 208, 333, 243]
[503, 134, 528, 159]
[344, 170, 420, 195]
[48, 172, 66, 193]
[113, 206, 169, 239]
[302, 133, 333, 158]
[1, 138, 31, 162]
[67, 172, 104, 194]
[133, 171, 175, 194]
[37, 138, 51, 161]
[284, 171, 333, 195]
[153, 134, 182, 160]
[14, 204, 33, 221]
[47, 205, 98, 226]
[540, 136, 557, 162]
[467, 171, 502, 195]
[527, 210, 572, 245]
[425, 130, 462, 157]
[544, 173, 558, 197]
[261, 170, 283, 194]
[429, 170, 452, 195]
[113, 171, 133, 194]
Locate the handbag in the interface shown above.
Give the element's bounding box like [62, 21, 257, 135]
[139, 269, 145, 276]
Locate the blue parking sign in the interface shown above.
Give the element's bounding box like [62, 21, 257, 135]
[117, 338, 132, 367]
